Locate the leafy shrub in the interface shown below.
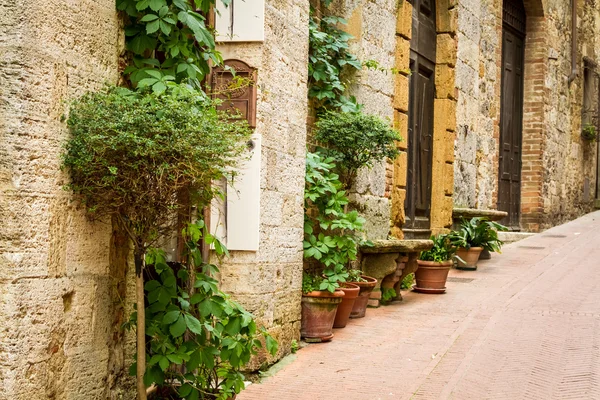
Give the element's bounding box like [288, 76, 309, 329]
[314, 110, 401, 184]
[130, 220, 277, 400]
[447, 217, 509, 253]
[346, 269, 367, 283]
[308, 14, 362, 113]
[419, 234, 456, 262]
[303, 151, 369, 293]
[582, 123, 598, 141]
[64, 85, 250, 246]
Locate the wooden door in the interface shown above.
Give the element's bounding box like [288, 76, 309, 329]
[498, 0, 526, 229]
[405, 0, 436, 234]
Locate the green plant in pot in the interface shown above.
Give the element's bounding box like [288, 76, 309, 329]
[302, 151, 370, 340]
[415, 234, 457, 294]
[447, 217, 508, 270]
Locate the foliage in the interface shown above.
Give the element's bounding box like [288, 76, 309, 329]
[314, 110, 401, 184]
[125, 220, 277, 399]
[582, 123, 598, 141]
[290, 340, 299, 354]
[419, 234, 456, 262]
[346, 269, 367, 283]
[308, 13, 362, 113]
[381, 287, 397, 303]
[447, 217, 509, 253]
[303, 151, 370, 293]
[400, 273, 414, 290]
[117, 0, 228, 92]
[64, 85, 251, 248]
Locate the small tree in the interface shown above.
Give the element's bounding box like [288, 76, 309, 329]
[314, 110, 401, 187]
[63, 84, 251, 399]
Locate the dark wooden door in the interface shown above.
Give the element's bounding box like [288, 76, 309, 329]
[405, 0, 436, 233]
[498, 0, 526, 229]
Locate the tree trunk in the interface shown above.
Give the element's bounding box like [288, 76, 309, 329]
[134, 247, 147, 400]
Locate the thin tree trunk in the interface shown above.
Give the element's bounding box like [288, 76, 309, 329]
[134, 247, 147, 400]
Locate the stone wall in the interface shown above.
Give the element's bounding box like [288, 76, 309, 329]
[453, 0, 600, 231]
[215, 0, 310, 367]
[327, 0, 398, 240]
[0, 1, 134, 399]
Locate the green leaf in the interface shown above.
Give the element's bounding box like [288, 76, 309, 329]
[152, 81, 167, 94]
[146, 20, 160, 34]
[266, 334, 278, 356]
[169, 314, 187, 337]
[144, 280, 161, 291]
[144, 69, 163, 79]
[158, 355, 170, 371]
[162, 310, 180, 325]
[140, 14, 158, 22]
[149, 0, 167, 11]
[184, 313, 203, 334]
[127, 33, 157, 54]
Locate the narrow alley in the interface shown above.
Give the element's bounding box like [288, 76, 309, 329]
[241, 211, 600, 400]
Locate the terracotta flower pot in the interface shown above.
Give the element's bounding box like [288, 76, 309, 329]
[349, 276, 377, 319]
[456, 247, 483, 270]
[333, 283, 360, 328]
[301, 289, 345, 342]
[414, 260, 453, 294]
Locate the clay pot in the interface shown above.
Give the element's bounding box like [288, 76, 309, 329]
[333, 283, 360, 328]
[456, 247, 483, 270]
[349, 276, 377, 319]
[414, 260, 453, 294]
[301, 289, 345, 342]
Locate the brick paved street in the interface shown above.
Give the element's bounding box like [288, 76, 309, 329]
[240, 211, 600, 400]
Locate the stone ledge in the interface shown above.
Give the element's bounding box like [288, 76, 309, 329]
[360, 239, 434, 254]
[453, 208, 508, 222]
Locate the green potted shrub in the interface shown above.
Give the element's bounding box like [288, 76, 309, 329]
[302, 151, 371, 340]
[448, 217, 508, 270]
[415, 234, 456, 294]
[345, 269, 377, 319]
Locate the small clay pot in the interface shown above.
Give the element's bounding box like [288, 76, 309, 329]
[301, 289, 345, 342]
[414, 260, 453, 294]
[349, 276, 377, 319]
[456, 247, 483, 270]
[333, 283, 360, 328]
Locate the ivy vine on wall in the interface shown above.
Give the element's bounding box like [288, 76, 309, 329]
[117, 0, 230, 92]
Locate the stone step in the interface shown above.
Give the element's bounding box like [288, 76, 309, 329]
[498, 231, 536, 244]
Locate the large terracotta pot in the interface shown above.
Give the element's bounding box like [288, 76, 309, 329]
[301, 289, 345, 342]
[349, 276, 377, 319]
[414, 260, 453, 294]
[333, 283, 360, 328]
[456, 247, 483, 270]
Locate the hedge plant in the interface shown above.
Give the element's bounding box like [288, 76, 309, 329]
[63, 84, 251, 399]
[314, 110, 401, 186]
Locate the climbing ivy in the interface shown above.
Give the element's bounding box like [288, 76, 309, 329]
[117, 0, 229, 92]
[308, 13, 363, 113]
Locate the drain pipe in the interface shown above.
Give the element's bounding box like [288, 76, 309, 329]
[568, 0, 578, 84]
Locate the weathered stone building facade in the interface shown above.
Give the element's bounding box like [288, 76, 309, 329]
[454, 0, 600, 231]
[2, 0, 599, 398]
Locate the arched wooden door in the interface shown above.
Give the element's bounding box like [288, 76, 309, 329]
[404, 0, 436, 237]
[498, 0, 526, 229]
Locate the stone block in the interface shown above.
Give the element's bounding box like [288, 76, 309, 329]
[395, 37, 411, 73]
[393, 151, 408, 187]
[436, 6, 458, 34]
[435, 64, 457, 100]
[394, 111, 409, 149]
[445, 130, 456, 162]
[434, 98, 457, 134]
[444, 163, 455, 195]
[393, 74, 409, 112]
[390, 187, 406, 227]
[436, 33, 457, 67]
[396, 1, 412, 39]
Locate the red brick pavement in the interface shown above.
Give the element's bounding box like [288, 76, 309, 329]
[239, 211, 600, 400]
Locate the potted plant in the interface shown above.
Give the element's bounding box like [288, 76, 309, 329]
[333, 282, 360, 328]
[301, 272, 346, 342]
[302, 151, 370, 339]
[345, 269, 377, 318]
[415, 234, 456, 294]
[448, 217, 508, 270]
